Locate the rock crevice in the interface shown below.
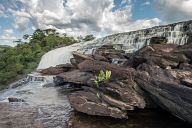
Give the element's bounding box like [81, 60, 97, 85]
[50, 43, 192, 123]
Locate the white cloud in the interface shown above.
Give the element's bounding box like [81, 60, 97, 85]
[121, 0, 132, 5]
[0, 34, 16, 40]
[0, 10, 3, 15]
[9, 9, 32, 31]
[0, 4, 4, 14]
[154, 0, 192, 22]
[0, 3, 8, 18]
[124, 18, 161, 31]
[6, 0, 161, 37]
[142, 1, 151, 6]
[4, 29, 14, 34]
[0, 29, 16, 46]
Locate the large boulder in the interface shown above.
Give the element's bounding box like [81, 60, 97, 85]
[59, 43, 192, 123]
[40, 66, 65, 75]
[128, 44, 189, 68]
[40, 64, 74, 75]
[135, 63, 192, 123]
[54, 70, 93, 85]
[72, 51, 93, 64]
[77, 59, 135, 80]
[68, 79, 148, 119]
[68, 90, 128, 119]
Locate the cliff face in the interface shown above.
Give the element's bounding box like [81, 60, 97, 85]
[80, 20, 192, 53]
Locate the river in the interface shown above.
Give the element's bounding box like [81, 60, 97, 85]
[0, 74, 191, 128]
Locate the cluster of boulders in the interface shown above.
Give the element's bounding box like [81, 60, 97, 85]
[41, 43, 192, 123]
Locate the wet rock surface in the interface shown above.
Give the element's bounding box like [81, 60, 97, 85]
[53, 43, 192, 124]
[0, 103, 72, 128]
[0, 103, 40, 128]
[40, 64, 74, 75]
[1, 43, 192, 127]
[55, 70, 94, 85]
[68, 109, 191, 128]
[8, 97, 24, 102]
[53, 46, 147, 119]
[0, 80, 73, 128]
[132, 44, 192, 123]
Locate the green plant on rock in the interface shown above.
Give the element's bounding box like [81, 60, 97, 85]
[94, 70, 111, 98]
[94, 70, 111, 88]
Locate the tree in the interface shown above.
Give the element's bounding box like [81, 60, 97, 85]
[15, 62, 24, 74]
[83, 34, 95, 41]
[32, 29, 45, 40]
[23, 34, 30, 40]
[0, 28, 78, 90]
[13, 39, 23, 45]
[44, 28, 56, 35]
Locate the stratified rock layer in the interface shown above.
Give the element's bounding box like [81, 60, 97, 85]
[53, 43, 192, 123]
[54, 45, 147, 119]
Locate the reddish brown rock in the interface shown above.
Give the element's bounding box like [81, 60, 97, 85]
[55, 70, 93, 85]
[179, 63, 192, 71]
[40, 64, 74, 75]
[64, 43, 192, 123]
[40, 66, 65, 75]
[0, 103, 43, 128]
[135, 63, 192, 124]
[181, 78, 192, 87]
[72, 51, 93, 64]
[68, 91, 128, 119]
[70, 58, 78, 67]
[128, 44, 189, 68]
[92, 54, 108, 61]
[77, 59, 135, 80]
[100, 81, 146, 109]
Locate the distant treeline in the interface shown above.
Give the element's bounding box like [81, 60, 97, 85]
[0, 29, 95, 90]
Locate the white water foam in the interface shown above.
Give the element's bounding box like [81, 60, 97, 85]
[37, 22, 192, 70]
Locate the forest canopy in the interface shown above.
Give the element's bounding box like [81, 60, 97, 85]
[0, 29, 86, 90]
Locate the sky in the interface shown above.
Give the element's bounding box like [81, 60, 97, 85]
[1, 0, 192, 46]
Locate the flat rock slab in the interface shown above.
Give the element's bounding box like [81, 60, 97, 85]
[0, 103, 42, 128]
[77, 59, 135, 80]
[0, 103, 72, 128]
[68, 91, 128, 119]
[135, 71, 192, 124]
[55, 70, 93, 85]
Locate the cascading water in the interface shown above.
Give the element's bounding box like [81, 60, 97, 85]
[1, 21, 192, 128]
[37, 43, 82, 69]
[0, 73, 54, 103]
[37, 20, 192, 70]
[0, 73, 72, 127]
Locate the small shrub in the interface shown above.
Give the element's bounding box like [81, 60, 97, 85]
[94, 70, 111, 88]
[94, 70, 111, 98]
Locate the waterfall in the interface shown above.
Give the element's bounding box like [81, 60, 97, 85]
[37, 43, 82, 69]
[37, 20, 192, 70]
[27, 74, 45, 82]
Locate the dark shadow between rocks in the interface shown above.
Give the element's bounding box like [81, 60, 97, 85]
[68, 108, 192, 128]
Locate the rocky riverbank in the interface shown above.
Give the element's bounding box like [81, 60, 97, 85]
[67, 110, 191, 128]
[0, 102, 73, 128]
[43, 43, 192, 123]
[0, 79, 73, 128]
[0, 103, 40, 128]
